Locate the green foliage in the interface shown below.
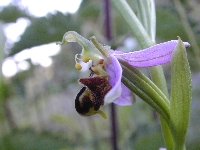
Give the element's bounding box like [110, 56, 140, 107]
[9, 0, 131, 56]
[156, 8, 187, 41]
[0, 1, 199, 150]
[9, 12, 80, 56]
[78, 0, 101, 19]
[0, 5, 30, 23]
[0, 81, 11, 101]
[134, 132, 164, 150]
[0, 129, 75, 150]
[0, 23, 5, 81]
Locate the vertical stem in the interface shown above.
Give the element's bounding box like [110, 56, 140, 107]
[110, 0, 155, 48]
[104, 0, 112, 41]
[109, 0, 175, 149]
[110, 103, 118, 150]
[104, 0, 118, 150]
[150, 66, 174, 150]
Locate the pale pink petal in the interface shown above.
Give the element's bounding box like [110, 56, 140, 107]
[104, 54, 133, 105]
[114, 40, 190, 67]
[113, 83, 133, 105]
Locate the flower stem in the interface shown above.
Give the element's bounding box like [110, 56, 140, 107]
[136, 0, 156, 41]
[103, 0, 119, 150]
[122, 76, 169, 123]
[109, 0, 155, 48]
[111, 0, 175, 148]
[120, 60, 170, 107]
[120, 60, 170, 123]
[149, 67, 174, 150]
[110, 103, 118, 150]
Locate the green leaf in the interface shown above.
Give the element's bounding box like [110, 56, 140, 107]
[0, 5, 30, 23]
[170, 37, 192, 150]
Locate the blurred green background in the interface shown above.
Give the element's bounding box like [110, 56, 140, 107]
[0, 0, 200, 149]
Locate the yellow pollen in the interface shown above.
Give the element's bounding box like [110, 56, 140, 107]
[82, 57, 90, 63]
[75, 54, 82, 70]
[75, 63, 82, 70]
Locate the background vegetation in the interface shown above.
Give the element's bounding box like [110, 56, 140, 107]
[0, 0, 200, 149]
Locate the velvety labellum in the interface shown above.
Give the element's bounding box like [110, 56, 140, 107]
[75, 77, 112, 116]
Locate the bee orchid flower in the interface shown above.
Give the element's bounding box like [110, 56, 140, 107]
[57, 31, 190, 119]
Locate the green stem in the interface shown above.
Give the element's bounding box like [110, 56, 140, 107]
[137, 0, 148, 32]
[149, 66, 174, 150]
[160, 117, 175, 150]
[136, 0, 155, 40]
[110, 0, 155, 48]
[148, 0, 156, 40]
[120, 62, 170, 123]
[119, 60, 169, 106]
[149, 66, 168, 97]
[122, 76, 169, 123]
[174, 143, 185, 150]
[111, 0, 174, 148]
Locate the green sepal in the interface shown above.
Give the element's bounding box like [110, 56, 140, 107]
[119, 59, 170, 123]
[170, 37, 192, 150]
[56, 31, 103, 62]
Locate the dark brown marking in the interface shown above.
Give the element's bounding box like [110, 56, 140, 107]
[75, 77, 112, 115]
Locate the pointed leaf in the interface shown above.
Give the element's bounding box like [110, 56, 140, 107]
[170, 37, 192, 149]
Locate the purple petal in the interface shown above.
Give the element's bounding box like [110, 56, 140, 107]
[113, 83, 133, 105]
[104, 54, 133, 105]
[114, 40, 190, 67]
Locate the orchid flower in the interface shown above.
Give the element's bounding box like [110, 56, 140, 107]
[57, 31, 190, 119]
